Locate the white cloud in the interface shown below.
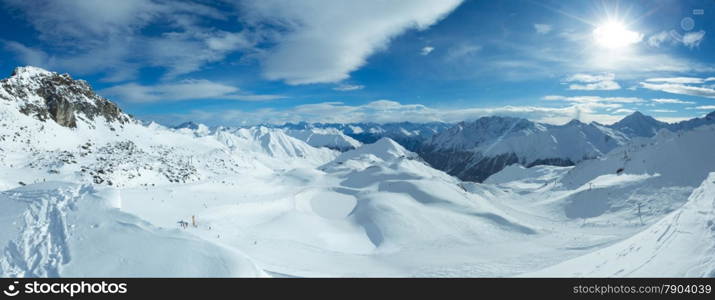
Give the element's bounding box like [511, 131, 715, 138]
[646, 30, 706, 49]
[652, 98, 695, 105]
[612, 108, 635, 115]
[640, 82, 715, 99]
[682, 30, 706, 49]
[647, 31, 671, 47]
[332, 84, 365, 91]
[645, 77, 707, 84]
[543, 95, 643, 103]
[563, 73, 620, 91]
[534, 24, 552, 34]
[564, 73, 615, 83]
[100, 80, 285, 103]
[568, 81, 621, 91]
[692, 105, 715, 110]
[650, 109, 676, 113]
[420, 46, 435, 56]
[145, 99, 651, 127]
[444, 44, 481, 61]
[240, 0, 464, 85]
[4, 0, 255, 81]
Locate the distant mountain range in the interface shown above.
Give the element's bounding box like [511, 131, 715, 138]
[226, 110, 715, 182]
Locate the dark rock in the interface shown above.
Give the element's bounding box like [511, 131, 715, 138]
[1, 67, 132, 128]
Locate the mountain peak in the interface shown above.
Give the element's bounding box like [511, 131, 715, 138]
[609, 111, 667, 138]
[11, 66, 54, 78]
[617, 111, 660, 124]
[330, 137, 417, 165]
[1, 66, 131, 128]
[565, 119, 585, 126]
[174, 121, 200, 130]
[628, 111, 645, 117]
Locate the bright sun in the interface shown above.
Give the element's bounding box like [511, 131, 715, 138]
[592, 21, 643, 49]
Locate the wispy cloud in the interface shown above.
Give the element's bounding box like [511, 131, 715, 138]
[646, 30, 706, 49]
[100, 80, 285, 103]
[563, 73, 620, 90]
[645, 77, 707, 84]
[651, 98, 695, 104]
[543, 95, 643, 103]
[682, 30, 706, 49]
[4, 0, 464, 84]
[3, 0, 250, 81]
[145, 99, 651, 127]
[332, 84, 365, 91]
[420, 46, 435, 56]
[241, 0, 464, 84]
[640, 82, 715, 99]
[444, 43, 481, 61]
[534, 24, 552, 34]
[647, 31, 671, 48]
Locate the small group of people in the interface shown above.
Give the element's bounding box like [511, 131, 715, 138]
[177, 215, 198, 229]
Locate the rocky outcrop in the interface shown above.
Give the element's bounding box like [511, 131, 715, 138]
[1, 66, 131, 128]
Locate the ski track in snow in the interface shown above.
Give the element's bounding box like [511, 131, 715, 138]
[0, 185, 80, 277]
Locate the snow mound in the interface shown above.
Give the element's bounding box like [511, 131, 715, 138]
[0, 182, 264, 277]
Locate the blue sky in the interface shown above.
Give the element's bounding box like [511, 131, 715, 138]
[1, 0, 715, 126]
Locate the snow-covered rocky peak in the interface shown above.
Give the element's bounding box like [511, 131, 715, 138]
[173, 121, 211, 136]
[11, 66, 55, 78]
[608, 111, 668, 138]
[0, 66, 131, 128]
[284, 127, 362, 151]
[428, 116, 536, 150]
[213, 126, 338, 166]
[328, 137, 419, 167]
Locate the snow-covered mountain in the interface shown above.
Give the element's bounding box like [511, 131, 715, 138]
[606, 110, 715, 138]
[0, 66, 131, 128]
[283, 127, 362, 151]
[0, 67, 336, 190]
[273, 121, 452, 151]
[606, 111, 669, 138]
[420, 116, 628, 182]
[2, 66, 715, 278]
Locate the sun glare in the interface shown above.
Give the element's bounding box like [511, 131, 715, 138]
[593, 21, 643, 49]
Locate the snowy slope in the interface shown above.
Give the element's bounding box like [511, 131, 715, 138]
[0, 182, 264, 277]
[561, 125, 715, 189]
[0, 67, 337, 189]
[528, 172, 715, 277]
